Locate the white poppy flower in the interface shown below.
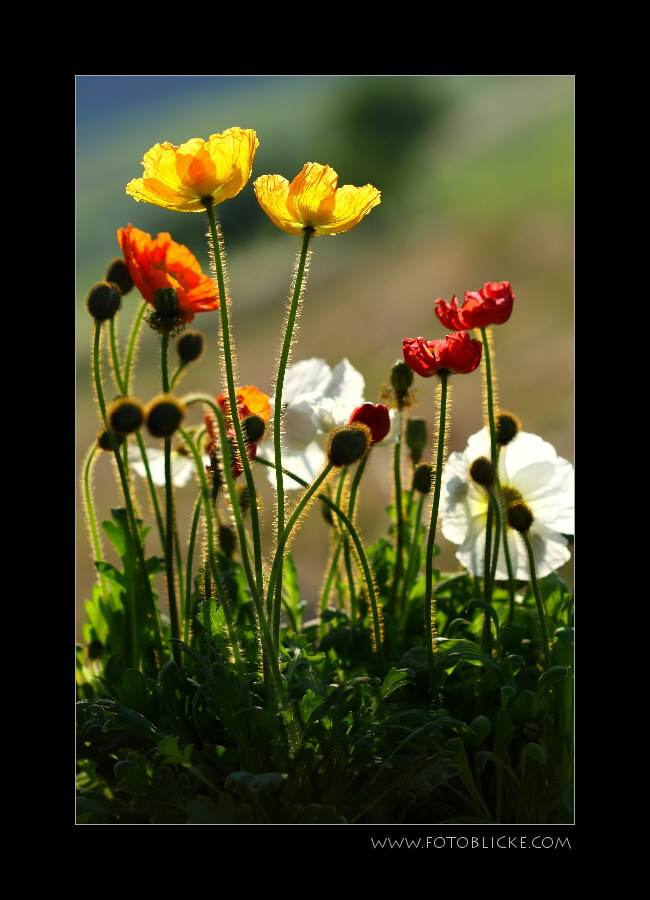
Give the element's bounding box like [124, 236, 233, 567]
[440, 428, 574, 580]
[257, 357, 366, 489]
[128, 444, 198, 488]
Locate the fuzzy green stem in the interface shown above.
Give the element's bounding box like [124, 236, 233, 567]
[259, 457, 386, 674]
[92, 321, 164, 665]
[124, 300, 148, 394]
[184, 495, 203, 643]
[480, 326, 498, 630]
[160, 333, 181, 666]
[204, 203, 264, 597]
[387, 415, 405, 617]
[270, 229, 314, 637]
[521, 531, 553, 669]
[425, 371, 450, 701]
[177, 427, 246, 681]
[82, 443, 111, 600]
[109, 316, 126, 395]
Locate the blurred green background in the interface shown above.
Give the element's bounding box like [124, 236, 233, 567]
[76, 74, 574, 639]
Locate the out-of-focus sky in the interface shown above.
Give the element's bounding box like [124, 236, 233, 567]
[76, 74, 574, 633]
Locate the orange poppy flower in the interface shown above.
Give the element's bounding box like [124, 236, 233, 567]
[117, 225, 221, 329]
[125, 128, 259, 212]
[254, 162, 381, 235]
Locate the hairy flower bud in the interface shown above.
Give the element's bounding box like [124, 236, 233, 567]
[145, 395, 186, 438]
[326, 423, 371, 468]
[108, 397, 145, 436]
[175, 330, 205, 364]
[406, 418, 428, 464]
[496, 411, 521, 446]
[507, 499, 534, 533]
[86, 282, 122, 322]
[242, 413, 266, 445]
[412, 463, 433, 494]
[104, 258, 134, 296]
[469, 456, 495, 488]
[97, 427, 126, 451]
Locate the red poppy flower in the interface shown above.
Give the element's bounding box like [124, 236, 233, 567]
[402, 332, 483, 377]
[434, 281, 514, 331]
[117, 225, 222, 323]
[204, 386, 271, 478]
[349, 402, 391, 444]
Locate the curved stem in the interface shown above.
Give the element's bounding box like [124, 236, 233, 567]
[258, 457, 386, 675]
[109, 316, 126, 395]
[91, 321, 164, 665]
[425, 371, 450, 701]
[82, 443, 110, 600]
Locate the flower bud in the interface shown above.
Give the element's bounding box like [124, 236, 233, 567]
[242, 413, 266, 445]
[104, 258, 134, 296]
[87, 639, 103, 660]
[496, 411, 521, 446]
[412, 463, 433, 494]
[175, 330, 205, 364]
[97, 427, 126, 451]
[326, 424, 371, 468]
[390, 360, 414, 393]
[145, 394, 186, 438]
[86, 282, 121, 322]
[349, 402, 391, 444]
[108, 397, 145, 436]
[406, 418, 427, 464]
[507, 500, 534, 533]
[469, 456, 495, 488]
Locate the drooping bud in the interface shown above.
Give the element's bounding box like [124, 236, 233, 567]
[412, 462, 433, 494]
[218, 525, 237, 557]
[406, 418, 427, 464]
[326, 423, 371, 468]
[147, 287, 192, 336]
[86, 282, 122, 322]
[97, 427, 126, 451]
[108, 397, 145, 436]
[496, 411, 521, 446]
[104, 258, 134, 296]
[175, 330, 205, 364]
[469, 456, 495, 488]
[507, 500, 534, 533]
[145, 394, 186, 438]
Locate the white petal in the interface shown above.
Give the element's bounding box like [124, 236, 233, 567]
[261, 441, 326, 490]
[283, 399, 319, 449]
[282, 358, 331, 404]
[323, 358, 365, 404]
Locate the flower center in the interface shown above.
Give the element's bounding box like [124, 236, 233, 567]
[501, 484, 523, 507]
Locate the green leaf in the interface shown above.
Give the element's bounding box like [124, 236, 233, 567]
[158, 734, 194, 768]
[522, 741, 546, 765]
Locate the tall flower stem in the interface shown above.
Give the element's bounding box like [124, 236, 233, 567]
[124, 300, 148, 393]
[270, 229, 313, 639]
[479, 326, 498, 627]
[425, 371, 450, 701]
[160, 332, 181, 665]
[177, 426, 246, 682]
[82, 443, 110, 601]
[386, 412, 405, 619]
[520, 531, 553, 669]
[204, 203, 264, 598]
[91, 321, 164, 665]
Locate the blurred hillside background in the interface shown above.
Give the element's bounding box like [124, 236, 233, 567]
[76, 74, 574, 641]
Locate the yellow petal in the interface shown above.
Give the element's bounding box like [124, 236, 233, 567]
[126, 129, 258, 212]
[317, 183, 382, 234]
[254, 174, 301, 234]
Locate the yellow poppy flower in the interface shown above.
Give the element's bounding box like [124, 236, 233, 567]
[126, 128, 259, 212]
[254, 162, 381, 235]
